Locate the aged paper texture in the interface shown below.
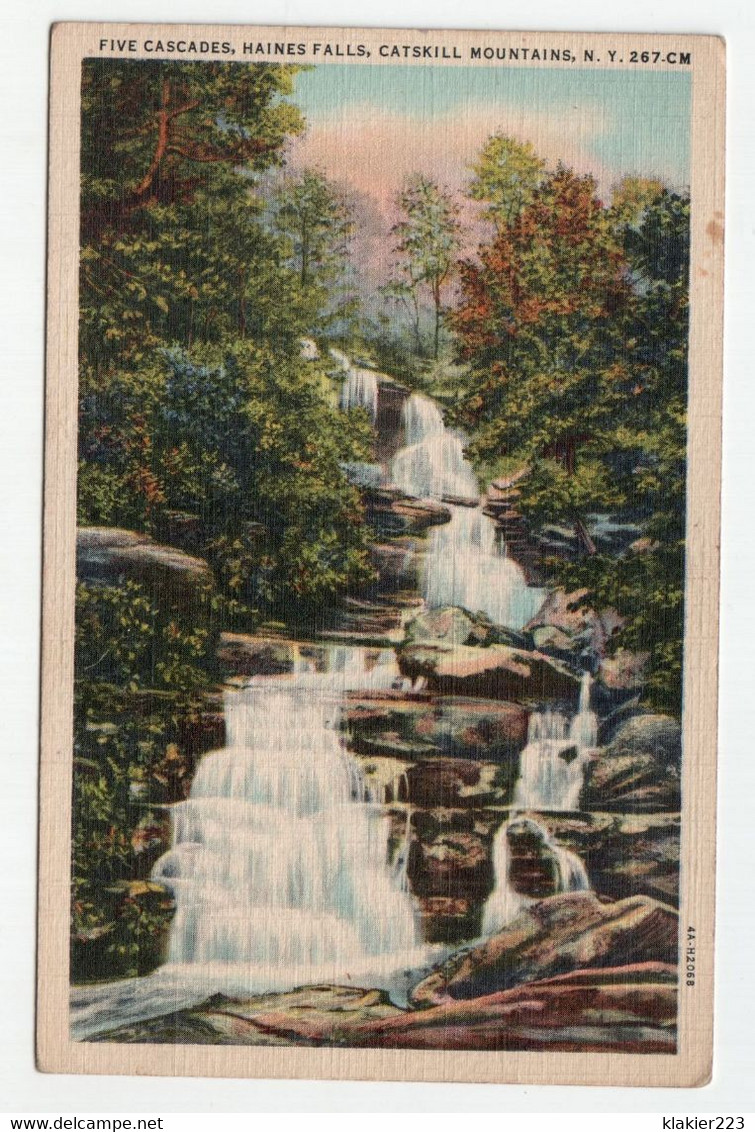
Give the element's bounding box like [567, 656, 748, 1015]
[39, 22, 724, 1086]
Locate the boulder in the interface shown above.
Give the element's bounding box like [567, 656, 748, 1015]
[338, 964, 677, 1053]
[77, 527, 214, 615]
[363, 488, 451, 536]
[343, 693, 528, 763]
[398, 643, 579, 704]
[526, 588, 624, 661]
[598, 649, 650, 692]
[410, 891, 678, 1005]
[216, 633, 296, 677]
[581, 715, 682, 811]
[403, 606, 531, 651]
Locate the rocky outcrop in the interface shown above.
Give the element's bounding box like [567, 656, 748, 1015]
[403, 606, 532, 651]
[216, 633, 297, 678]
[363, 488, 451, 537]
[404, 759, 505, 808]
[398, 642, 579, 703]
[94, 985, 404, 1046]
[77, 527, 214, 614]
[344, 692, 528, 763]
[505, 817, 564, 899]
[410, 891, 678, 1005]
[581, 715, 682, 811]
[526, 588, 624, 664]
[339, 965, 677, 1053]
[524, 811, 679, 906]
[95, 966, 675, 1053]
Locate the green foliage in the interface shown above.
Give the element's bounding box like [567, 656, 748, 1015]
[78, 60, 376, 623]
[75, 580, 212, 692]
[71, 685, 207, 981]
[271, 169, 359, 333]
[383, 175, 463, 359]
[451, 137, 690, 712]
[469, 135, 546, 228]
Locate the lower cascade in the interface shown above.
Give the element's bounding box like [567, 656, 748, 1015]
[482, 673, 596, 935]
[152, 646, 423, 985]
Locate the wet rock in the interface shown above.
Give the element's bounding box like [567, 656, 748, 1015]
[398, 643, 579, 704]
[505, 817, 562, 899]
[533, 812, 680, 906]
[409, 831, 492, 901]
[94, 985, 403, 1046]
[363, 488, 451, 536]
[216, 634, 295, 677]
[339, 964, 676, 1053]
[581, 715, 682, 811]
[176, 708, 226, 760]
[343, 693, 528, 763]
[368, 541, 420, 592]
[77, 527, 214, 615]
[405, 758, 507, 808]
[417, 896, 480, 944]
[403, 606, 531, 651]
[410, 891, 678, 1005]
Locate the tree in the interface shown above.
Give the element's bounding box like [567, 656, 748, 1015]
[469, 135, 546, 229]
[77, 59, 376, 619]
[79, 60, 305, 372]
[451, 163, 630, 488]
[387, 175, 462, 359]
[271, 169, 358, 333]
[451, 140, 691, 710]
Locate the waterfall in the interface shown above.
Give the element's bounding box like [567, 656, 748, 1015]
[481, 820, 589, 937]
[152, 645, 424, 986]
[339, 359, 379, 422]
[401, 392, 445, 446]
[514, 710, 586, 811]
[382, 392, 545, 632]
[482, 673, 595, 935]
[424, 505, 545, 632]
[389, 394, 478, 503]
[569, 670, 599, 749]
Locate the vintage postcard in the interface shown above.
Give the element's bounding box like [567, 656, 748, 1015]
[39, 23, 725, 1085]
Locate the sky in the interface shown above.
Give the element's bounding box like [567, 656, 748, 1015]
[286, 63, 691, 206]
[280, 63, 691, 294]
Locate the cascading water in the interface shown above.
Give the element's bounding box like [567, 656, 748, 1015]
[153, 647, 421, 979]
[514, 673, 598, 811]
[337, 354, 379, 423]
[389, 394, 478, 503]
[424, 505, 544, 632]
[482, 672, 596, 935]
[386, 393, 544, 631]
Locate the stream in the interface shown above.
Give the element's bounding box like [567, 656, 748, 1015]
[70, 353, 599, 1041]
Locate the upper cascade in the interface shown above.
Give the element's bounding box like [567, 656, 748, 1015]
[401, 393, 445, 446]
[339, 363, 379, 423]
[389, 394, 478, 504]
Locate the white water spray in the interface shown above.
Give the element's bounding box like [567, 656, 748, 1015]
[338, 358, 379, 422]
[424, 505, 545, 632]
[482, 673, 596, 934]
[152, 646, 423, 982]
